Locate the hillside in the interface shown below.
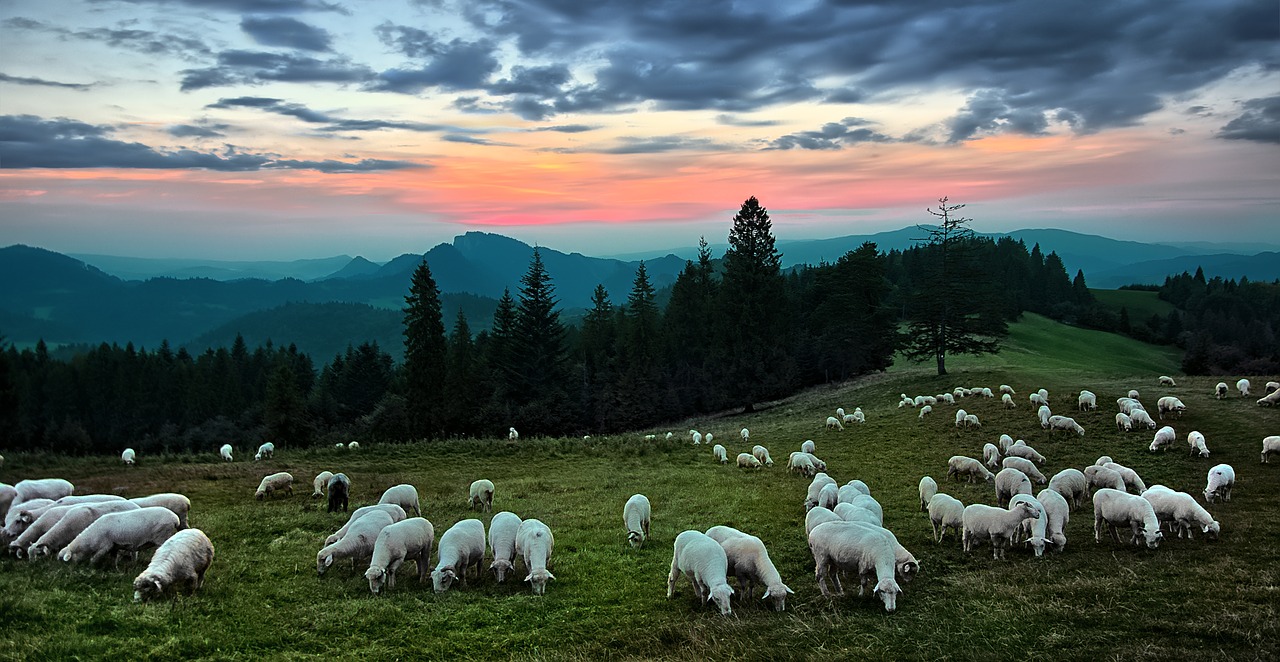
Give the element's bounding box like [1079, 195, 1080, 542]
[1091, 289, 1177, 322]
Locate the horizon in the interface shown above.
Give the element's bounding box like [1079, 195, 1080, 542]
[1, 1, 1278, 261]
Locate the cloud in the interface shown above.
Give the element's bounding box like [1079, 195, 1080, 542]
[369, 38, 501, 93]
[441, 134, 512, 147]
[716, 114, 780, 128]
[240, 16, 333, 52]
[0, 115, 418, 172]
[180, 50, 373, 90]
[530, 124, 597, 133]
[769, 117, 894, 150]
[168, 121, 230, 138]
[946, 89, 1055, 143]
[204, 96, 457, 133]
[3, 17, 211, 61]
[599, 135, 731, 155]
[88, 0, 347, 13]
[1218, 96, 1280, 144]
[0, 72, 93, 91]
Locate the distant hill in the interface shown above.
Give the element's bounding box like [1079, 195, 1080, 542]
[71, 253, 355, 282]
[320, 256, 382, 280]
[1088, 252, 1280, 288]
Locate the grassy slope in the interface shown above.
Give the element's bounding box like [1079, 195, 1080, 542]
[1091, 288, 1176, 321]
[1, 316, 1276, 661]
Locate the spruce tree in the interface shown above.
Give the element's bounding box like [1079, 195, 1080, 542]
[617, 262, 663, 426]
[402, 259, 447, 440]
[265, 362, 311, 447]
[511, 249, 573, 431]
[579, 284, 617, 430]
[443, 310, 479, 436]
[663, 237, 718, 412]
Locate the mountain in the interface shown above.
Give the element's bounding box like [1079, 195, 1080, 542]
[70, 253, 355, 282]
[1088, 252, 1280, 288]
[320, 256, 382, 280]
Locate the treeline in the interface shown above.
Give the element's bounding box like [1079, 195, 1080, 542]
[2, 198, 1100, 455]
[1161, 270, 1280, 375]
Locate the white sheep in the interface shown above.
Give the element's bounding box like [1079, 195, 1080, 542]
[736, 453, 762, 469]
[1258, 390, 1280, 407]
[962, 501, 1039, 560]
[335, 443, 345, 449]
[0, 485, 15, 526]
[364, 517, 434, 595]
[27, 501, 140, 560]
[1048, 469, 1088, 510]
[1008, 494, 1049, 557]
[849, 494, 884, 527]
[254, 472, 293, 500]
[982, 443, 1001, 469]
[128, 493, 191, 529]
[312, 471, 334, 498]
[852, 408, 866, 424]
[509, 427, 519, 441]
[9, 504, 76, 558]
[2, 498, 55, 545]
[468, 479, 494, 513]
[1001, 384, 1016, 396]
[132, 528, 214, 602]
[624, 494, 651, 548]
[1036, 489, 1070, 552]
[845, 479, 871, 497]
[805, 474, 837, 512]
[963, 414, 981, 429]
[927, 493, 964, 542]
[1215, 382, 1229, 399]
[517, 518, 555, 595]
[817, 483, 840, 511]
[711, 444, 728, 464]
[807, 521, 902, 612]
[788, 452, 817, 477]
[918, 405, 933, 419]
[348, 441, 360, 451]
[1116, 413, 1133, 432]
[1129, 409, 1158, 429]
[1187, 431, 1210, 458]
[825, 416, 844, 431]
[1118, 397, 1144, 415]
[1078, 390, 1097, 411]
[1004, 443, 1045, 465]
[954, 408, 968, 428]
[1159, 375, 1177, 387]
[1037, 388, 1049, 404]
[801, 439, 816, 454]
[122, 448, 136, 466]
[324, 504, 406, 546]
[254, 441, 274, 461]
[1262, 436, 1280, 463]
[60, 507, 181, 566]
[1141, 488, 1219, 540]
[219, 444, 233, 462]
[1047, 415, 1085, 436]
[689, 429, 702, 445]
[431, 518, 486, 592]
[705, 432, 714, 445]
[1204, 464, 1235, 503]
[667, 530, 734, 615]
[981, 388, 994, 398]
[1037, 405, 1052, 428]
[1237, 378, 1251, 397]
[1149, 425, 1177, 452]
[1093, 488, 1162, 548]
[837, 484, 863, 505]
[834, 502, 881, 526]
[751, 445, 773, 467]
[1157, 396, 1187, 419]
[918, 476, 938, 511]
[317, 510, 395, 575]
[1001, 393, 1016, 409]
[845, 521, 919, 585]
[940, 393, 956, 405]
[947, 456, 994, 483]
[1266, 381, 1280, 394]
[995, 468, 1033, 508]
[1002, 457, 1046, 485]
[706, 527, 794, 611]
[377, 484, 421, 516]
[740, 428, 750, 442]
[805, 506, 842, 537]
[1084, 465, 1126, 493]
[998, 434, 1015, 453]
[14, 478, 74, 504]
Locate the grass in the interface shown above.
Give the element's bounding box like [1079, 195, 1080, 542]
[1091, 288, 1176, 321]
[1, 315, 1276, 661]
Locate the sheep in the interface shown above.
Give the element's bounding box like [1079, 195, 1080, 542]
[805, 506, 842, 537]
[468, 479, 495, 513]
[1038, 405, 1052, 428]
[751, 445, 773, 467]
[1116, 413, 1133, 432]
[1237, 378, 1251, 397]
[1267, 381, 1280, 394]
[348, 441, 360, 451]
[940, 393, 956, 405]
[335, 443, 345, 450]
[219, 444, 233, 462]
[705, 432, 714, 445]
[700, 442, 724, 464]
[845, 479, 871, 497]
[805, 474, 837, 512]
[509, 427, 519, 441]
[624, 494, 651, 549]
[1001, 384, 1015, 396]
[1259, 390, 1280, 407]
[801, 439, 816, 454]
[982, 443, 1001, 469]
[1204, 464, 1235, 503]
[1095, 455, 1113, 466]
[60, 507, 181, 566]
[1187, 431, 1210, 458]
[963, 414, 981, 429]
[1035, 489, 1070, 552]
[737, 453, 762, 469]
[1157, 396, 1187, 419]
[1008, 494, 1049, 557]
[254, 442, 274, 461]
[644, 434, 657, 441]
[1000, 393, 1016, 409]
[1149, 426, 1177, 452]
[254, 472, 293, 501]
[317, 510, 395, 575]
[380, 484, 421, 516]
[128, 493, 191, 529]
[826, 416, 844, 431]
[962, 501, 1039, 560]
[919, 476, 938, 511]
[324, 504, 406, 546]
[312, 471, 334, 498]
[1117, 397, 1145, 415]
[1037, 388, 1049, 404]
[998, 434, 1015, 453]
[367, 517, 435, 594]
[1002, 457, 1047, 485]
[947, 456, 994, 483]
[668, 530, 734, 615]
[1047, 415, 1085, 436]
[1262, 436, 1280, 463]
[1129, 409, 1158, 429]
[690, 430, 703, 445]
[834, 502, 881, 526]
[852, 408, 866, 424]
[1093, 488, 1162, 548]
[1048, 469, 1088, 510]
[517, 518, 556, 595]
[122, 448, 136, 466]
[981, 388, 994, 398]
[740, 428, 750, 442]
[1215, 382, 1229, 399]
[849, 494, 884, 527]
[1078, 390, 1097, 411]
[788, 452, 817, 477]
[132, 528, 214, 602]
[327, 473, 351, 513]
[927, 493, 964, 543]
[995, 468, 1033, 508]
[807, 521, 902, 612]
[0, 485, 15, 525]
[2, 498, 56, 546]
[1004, 443, 1045, 466]
[706, 528, 794, 611]
[1159, 375, 1177, 387]
[844, 521, 919, 585]
[918, 405, 933, 419]
[1084, 465, 1126, 493]
[14, 479, 74, 504]
[817, 483, 840, 511]
[431, 519, 486, 592]
[9, 505, 76, 558]
[1141, 488, 1219, 540]
[954, 408, 968, 428]
[28, 501, 141, 560]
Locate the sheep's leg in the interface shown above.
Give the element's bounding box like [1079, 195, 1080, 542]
[666, 560, 679, 598]
[814, 559, 833, 598]
[930, 518, 941, 543]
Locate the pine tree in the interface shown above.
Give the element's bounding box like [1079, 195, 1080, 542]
[579, 284, 617, 430]
[443, 310, 480, 435]
[616, 263, 663, 426]
[663, 237, 718, 412]
[511, 249, 574, 432]
[265, 362, 311, 447]
[403, 259, 447, 440]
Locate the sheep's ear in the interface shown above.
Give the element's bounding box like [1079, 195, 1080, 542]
[546, 571, 556, 581]
[323, 555, 334, 568]
[784, 585, 795, 595]
[524, 573, 533, 583]
[153, 579, 163, 593]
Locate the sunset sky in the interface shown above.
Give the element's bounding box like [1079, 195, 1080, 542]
[1, 0, 1277, 261]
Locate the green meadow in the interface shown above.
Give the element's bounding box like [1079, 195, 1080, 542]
[1, 314, 1276, 661]
[1091, 288, 1177, 322]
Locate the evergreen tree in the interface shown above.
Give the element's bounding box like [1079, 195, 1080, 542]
[443, 310, 481, 435]
[663, 238, 718, 412]
[1119, 306, 1132, 334]
[264, 362, 311, 447]
[488, 288, 518, 408]
[902, 197, 1007, 375]
[616, 263, 664, 426]
[511, 249, 574, 432]
[402, 259, 447, 440]
[579, 284, 617, 430]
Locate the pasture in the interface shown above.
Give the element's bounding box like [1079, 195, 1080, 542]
[1, 316, 1276, 661]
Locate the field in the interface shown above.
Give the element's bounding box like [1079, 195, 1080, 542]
[1, 315, 1277, 661]
[1091, 288, 1177, 322]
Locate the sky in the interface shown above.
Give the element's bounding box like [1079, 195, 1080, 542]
[0, 0, 1277, 261]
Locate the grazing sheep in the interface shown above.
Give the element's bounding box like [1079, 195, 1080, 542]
[845, 479, 871, 497]
[927, 493, 964, 543]
[219, 444, 233, 462]
[817, 484, 840, 511]
[835, 484, 863, 506]
[431, 519, 486, 592]
[740, 428, 750, 442]
[468, 479, 494, 513]
[667, 530, 734, 615]
[1129, 409, 1158, 429]
[918, 405, 933, 419]
[1159, 376, 1177, 387]
[2, 499, 57, 546]
[1036, 489, 1070, 552]
[954, 409, 968, 428]
[1037, 389, 1049, 404]
[1149, 426, 1177, 452]
[1003, 457, 1046, 485]
[1005, 443, 1045, 466]
[981, 388, 994, 398]
[918, 476, 938, 511]
[325, 504, 406, 546]
[1002, 393, 1016, 409]
[1093, 488, 1162, 548]
[317, 510, 395, 575]
[805, 506, 842, 537]
[1258, 390, 1280, 406]
[1116, 413, 1133, 432]
[1262, 436, 1280, 463]
[845, 522, 919, 585]
[995, 468, 1033, 508]
[751, 445, 774, 467]
[335, 443, 345, 450]
[517, 518, 556, 595]
[1038, 405, 1052, 428]
[1237, 378, 1251, 397]
[963, 414, 981, 429]
[852, 408, 866, 423]
[509, 427, 519, 441]
[705, 432, 714, 445]
[1030, 393, 1046, 408]
[312, 471, 334, 498]
[9, 505, 77, 558]
[380, 484, 421, 516]
[254, 442, 274, 461]
[962, 501, 1039, 560]
[1215, 382, 1229, 399]
[128, 493, 190, 529]
[1048, 469, 1088, 510]
[1078, 390, 1097, 411]
[1266, 381, 1280, 394]
[690, 430, 703, 445]
[28, 501, 141, 560]
[826, 416, 844, 431]
[122, 448, 136, 466]
[1141, 488, 1220, 540]
[0, 485, 16, 525]
[940, 393, 956, 405]
[1001, 384, 1015, 396]
[848, 494, 884, 527]
[132, 528, 214, 602]
[788, 452, 818, 477]
[998, 434, 1015, 453]
[983, 443, 1001, 469]
[1157, 396, 1187, 419]
[947, 456, 995, 483]
[14, 479, 74, 505]
[834, 502, 881, 526]
[348, 441, 360, 451]
[1084, 465, 1126, 493]
[624, 494, 651, 549]
[365, 517, 435, 595]
[737, 453, 762, 469]
[801, 439, 816, 454]
[707, 528, 794, 611]
[488, 512, 522, 583]
[254, 472, 293, 501]
[60, 507, 181, 566]
[1204, 464, 1235, 503]
[807, 521, 902, 612]
[805, 474, 838, 512]
[327, 473, 351, 513]
[1187, 431, 1210, 458]
[1008, 494, 1049, 557]
[1047, 415, 1085, 436]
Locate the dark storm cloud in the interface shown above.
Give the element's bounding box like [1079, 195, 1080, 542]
[204, 96, 458, 133]
[3, 17, 211, 61]
[368, 38, 502, 93]
[769, 117, 894, 150]
[180, 50, 373, 90]
[240, 16, 333, 52]
[0, 115, 416, 172]
[88, 0, 348, 13]
[0, 72, 93, 91]
[1218, 96, 1280, 144]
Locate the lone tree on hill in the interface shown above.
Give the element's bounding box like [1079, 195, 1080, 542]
[902, 197, 1008, 376]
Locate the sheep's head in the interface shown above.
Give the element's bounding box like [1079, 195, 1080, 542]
[707, 584, 734, 615]
[491, 559, 514, 582]
[1141, 528, 1164, 549]
[365, 566, 387, 594]
[898, 560, 920, 583]
[1205, 521, 1221, 541]
[874, 578, 902, 613]
[132, 575, 164, 602]
[1025, 536, 1048, 557]
[762, 583, 793, 612]
[627, 531, 644, 549]
[525, 568, 555, 595]
[432, 567, 457, 593]
[255, 490, 266, 501]
[316, 553, 335, 575]
[28, 543, 50, 560]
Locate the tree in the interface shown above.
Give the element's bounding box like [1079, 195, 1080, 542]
[402, 259, 447, 440]
[511, 248, 574, 432]
[663, 237, 718, 412]
[578, 284, 617, 430]
[616, 262, 664, 426]
[264, 362, 311, 447]
[902, 197, 1008, 375]
[443, 310, 482, 435]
